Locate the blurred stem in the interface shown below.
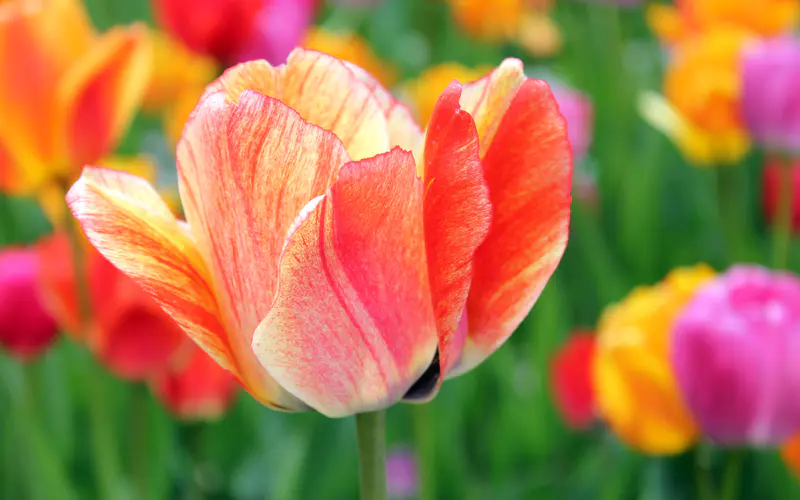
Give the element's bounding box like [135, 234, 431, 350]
[715, 167, 749, 265]
[183, 422, 205, 500]
[62, 200, 121, 499]
[355, 411, 387, 500]
[131, 384, 149, 500]
[772, 159, 794, 269]
[19, 363, 76, 500]
[412, 404, 436, 500]
[721, 451, 744, 500]
[694, 447, 715, 500]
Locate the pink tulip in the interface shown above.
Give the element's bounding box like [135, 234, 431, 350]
[0, 247, 58, 360]
[552, 87, 593, 162]
[672, 266, 800, 445]
[742, 37, 800, 156]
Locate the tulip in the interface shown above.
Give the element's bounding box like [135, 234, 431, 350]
[402, 63, 492, 125]
[741, 37, 800, 157]
[781, 433, 800, 478]
[37, 232, 186, 380]
[672, 265, 800, 446]
[639, 28, 750, 166]
[152, 0, 316, 65]
[763, 159, 800, 233]
[67, 48, 572, 417]
[385, 448, 418, 499]
[648, 0, 798, 45]
[552, 87, 593, 163]
[0, 247, 58, 360]
[593, 265, 715, 454]
[0, 0, 151, 202]
[550, 331, 596, 429]
[446, 0, 561, 58]
[142, 31, 218, 114]
[303, 28, 397, 87]
[151, 344, 238, 421]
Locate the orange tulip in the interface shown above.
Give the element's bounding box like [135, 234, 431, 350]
[67, 49, 572, 417]
[151, 343, 238, 421]
[0, 0, 151, 200]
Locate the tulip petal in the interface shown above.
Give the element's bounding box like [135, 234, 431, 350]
[459, 58, 526, 157]
[344, 61, 424, 152]
[66, 167, 239, 372]
[177, 90, 350, 409]
[58, 24, 152, 169]
[419, 82, 491, 380]
[455, 79, 572, 375]
[253, 149, 438, 417]
[209, 49, 390, 160]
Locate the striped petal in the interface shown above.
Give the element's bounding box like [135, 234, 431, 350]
[66, 168, 238, 369]
[177, 89, 351, 409]
[455, 79, 573, 376]
[58, 24, 152, 169]
[417, 82, 491, 384]
[253, 149, 437, 417]
[459, 58, 526, 157]
[208, 49, 390, 160]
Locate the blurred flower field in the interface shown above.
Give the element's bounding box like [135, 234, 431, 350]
[2, 0, 800, 498]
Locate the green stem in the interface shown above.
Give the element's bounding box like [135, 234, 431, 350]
[721, 451, 744, 500]
[19, 363, 76, 500]
[694, 447, 715, 500]
[355, 411, 387, 500]
[131, 384, 150, 500]
[772, 159, 794, 269]
[412, 405, 435, 500]
[715, 167, 750, 265]
[63, 206, 122, 499]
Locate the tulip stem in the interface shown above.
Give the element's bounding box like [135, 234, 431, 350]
[694, 447, 716, 500]
[412, 404, 436, 500]
[772, 159, 794, 269]
[131, 384, 150, 500]
[355, 410, 387, 500]
[721, 450, 744, 500]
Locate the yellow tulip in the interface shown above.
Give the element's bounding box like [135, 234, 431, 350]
[303, 27, 397, 88]
[593, 265, 715, 455]
[401, 62, 492, 125]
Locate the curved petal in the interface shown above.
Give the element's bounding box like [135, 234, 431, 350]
[58, 24, 152, 170]
[208, 49, 390, 160]
[177, 90, 350, 409]
[344, 61, 424, 153]
[459, 58, 526, 157]
[455, 79, 573, 376]
[253, 149, 437, 417]
[419, 81, 491, 381]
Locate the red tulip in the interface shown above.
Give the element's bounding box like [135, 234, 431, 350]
[550, 332, 596, 429]
[67, 49, 572, 416]
[763, 158, 800, 233]
[152, 0, 316, 65]
[0, 247, 58, 360]
[37, 233, 185, 380]
[152, 343, 238, 421]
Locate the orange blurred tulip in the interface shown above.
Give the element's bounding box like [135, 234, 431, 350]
[0, 0, 151, 201]
[67, 49, 572, 417]
[303, 28, 397, 87]
[648, 0, 798, 45]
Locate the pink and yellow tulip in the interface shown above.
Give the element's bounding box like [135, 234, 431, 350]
[67, 49, 572, 417]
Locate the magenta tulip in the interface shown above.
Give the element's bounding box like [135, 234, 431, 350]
[672, 266, 800, 446]
[742, 37, 800, 156]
